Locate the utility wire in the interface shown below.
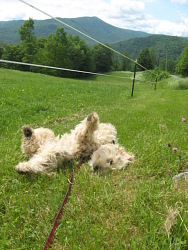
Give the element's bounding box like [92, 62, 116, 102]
[0, 59, 130, 79]
[19, 0, 157, 77]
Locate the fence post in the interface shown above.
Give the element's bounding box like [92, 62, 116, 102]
[131, 59, 137, 97]
[155, 74, 158, 90]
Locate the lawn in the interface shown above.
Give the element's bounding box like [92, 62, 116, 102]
[0, 68, 187, 249]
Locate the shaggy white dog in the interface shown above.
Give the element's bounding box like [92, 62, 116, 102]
[15, 112, 134, 174]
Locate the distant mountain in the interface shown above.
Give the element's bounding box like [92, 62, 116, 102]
[112, 34, 188, 61]
[0, 16, 149, 45]
[0, 16, 187, 62]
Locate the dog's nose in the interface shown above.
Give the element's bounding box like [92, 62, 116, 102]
[94, 166, 99, 172]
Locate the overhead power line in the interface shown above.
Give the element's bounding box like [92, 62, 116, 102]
[19, 0, 157, 77]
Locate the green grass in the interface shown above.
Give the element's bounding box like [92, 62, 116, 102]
[0, 68, 188, 249]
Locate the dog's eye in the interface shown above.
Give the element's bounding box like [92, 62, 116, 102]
[112, 140, 115, 144]
[110, 160, 113, 165]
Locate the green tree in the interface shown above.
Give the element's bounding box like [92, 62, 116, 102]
[32, 37, 48, 73]
[33, 30, 93, 78]
[121, 52, 132, 71]
[137, 47, 153, 70]
[175, 42, 188, 77]
[0, 47, 3, 59]
[93, 44, 113, 72]
[149, 47, 157, 68]
[112, 54, 121, 71]
[67, 35, 93, 77]
[167, 59, 176, 74]
[19, 18, 36, 64]
[34, 28, 71, 77]
[159, 59, 166, 71]
[1, 44, 24, 70]
[112, 52, 132, 71]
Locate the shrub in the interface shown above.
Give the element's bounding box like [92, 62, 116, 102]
[176, 80, 188, 90]
[144, 68, 170, 82]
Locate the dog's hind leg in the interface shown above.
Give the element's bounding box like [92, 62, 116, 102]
[21, 126, 55, 158]
[15, 141, 73, 175]
[15, 161, 45, 174]
[21, 126, 39, 158]
[15, 156, 56, 175]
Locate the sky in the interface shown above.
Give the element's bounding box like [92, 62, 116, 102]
[0, 0, 188, 37]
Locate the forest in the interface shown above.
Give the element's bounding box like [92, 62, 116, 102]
[0, 19, 114, 78]
[0, 18, 188, 77]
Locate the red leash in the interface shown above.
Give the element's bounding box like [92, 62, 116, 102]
[43, 161, 83, 250]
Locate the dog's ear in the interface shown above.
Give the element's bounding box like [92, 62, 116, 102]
[22, 126, 33, 137]
[119, 147, 134, 160]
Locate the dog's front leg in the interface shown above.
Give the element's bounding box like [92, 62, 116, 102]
[85, 112, 99, 132]
[76, 112, 99, 141]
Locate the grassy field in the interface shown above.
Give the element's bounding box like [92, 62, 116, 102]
[0, 68, 187, 249]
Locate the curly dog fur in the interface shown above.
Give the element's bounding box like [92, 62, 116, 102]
[15, 112, 134, 174]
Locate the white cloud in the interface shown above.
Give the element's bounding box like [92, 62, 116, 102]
[134, 16, 188, 37]
[0, 0, 146, 20]
[171, 0, 188, 3]
[0, 0, 188, 37]
[0, 1, 44, 20]
[111, 0, 145, 13]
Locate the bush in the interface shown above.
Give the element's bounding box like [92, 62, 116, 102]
[144, 68, 170, 82]
[176, 80, 188, 90]
[157, 70, 170, 81]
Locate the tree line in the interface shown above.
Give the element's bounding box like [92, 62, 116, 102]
[113, 43, 188, 77]
[0, 18, 187, 77]
[0, 18, 113, 78]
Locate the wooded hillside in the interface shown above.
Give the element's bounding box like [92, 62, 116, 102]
[112, 35, 187, 61]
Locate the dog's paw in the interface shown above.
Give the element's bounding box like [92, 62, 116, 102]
[128, 154, 135, 162]
[22, 126, 33, 137]
[87, 112, 99, 124]
[15, 162, 30, 174]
